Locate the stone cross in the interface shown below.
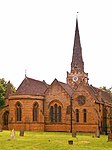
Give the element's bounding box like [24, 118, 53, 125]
[10, 129, 15, 139]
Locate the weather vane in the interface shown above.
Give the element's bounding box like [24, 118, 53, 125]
[25, 69, 27, 78]
[76, 12, 79, 18]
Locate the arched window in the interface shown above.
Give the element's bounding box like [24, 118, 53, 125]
[33, 102, 38, 121]
[50, 106, 54, 122]
[16, 102, 22, 121]
[50, 104, 61, 123]
[54, 104, 58, 122]
[83, 109, 87, 122]
[76, 109, 79, 122]
[3, 111, 9, 126]
[58, 106, 61, 122]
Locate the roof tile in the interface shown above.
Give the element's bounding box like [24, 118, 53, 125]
[15, 77, 48, 96]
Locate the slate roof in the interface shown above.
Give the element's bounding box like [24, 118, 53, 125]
[13, 76, 112, 106]
[88, 85, 100, 102]
[58, 80, 74, 97]
[99, 89, 112, 104]
[90, 85, 112, 105]
[15, 77, 48, 96]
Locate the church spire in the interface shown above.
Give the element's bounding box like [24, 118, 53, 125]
[67, 14, 88, 87]
[71, 15, 84, 72]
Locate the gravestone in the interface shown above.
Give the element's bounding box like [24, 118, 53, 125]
[95, 128, 100, 138]
[20, 129, 24, 136]
[0, 128, 2, 132]
[10, 129, 15, 139]
[68, 140, 73, 145]
[108, 133, 112, 142]
[72, 131, 76, 138]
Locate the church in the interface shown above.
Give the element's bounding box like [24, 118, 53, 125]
[0, 17, 112, 133]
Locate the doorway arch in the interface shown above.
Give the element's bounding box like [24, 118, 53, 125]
[3, 111, 9, 129]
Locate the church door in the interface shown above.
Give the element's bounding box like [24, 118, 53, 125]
[3, 111, 9, 130]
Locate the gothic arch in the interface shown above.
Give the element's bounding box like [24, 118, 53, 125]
[32, 101, 39, 108]
[15, 101, 23, 107]
[0, 106, 9, 130]
[15, 101, 22, 121]
[32, 102, 39, 121]
[49, 103, 62, 123]
[48, 99, 63, 108]
[3, 111, 9, 129]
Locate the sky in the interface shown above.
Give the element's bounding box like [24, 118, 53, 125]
[0, 0, 112, 89]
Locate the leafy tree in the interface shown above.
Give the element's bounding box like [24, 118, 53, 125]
[0, 78, 7, 100]
[100, 86, 112, 96]
[0, 78, 16, 108]
[0, 98, 5, 108]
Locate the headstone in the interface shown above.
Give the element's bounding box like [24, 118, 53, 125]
[0, 128, 2, 132]
[72, 131, 76, 138]
[20, 129, 24, 136]
[96, 128, 100, 138]
[10, 129, 15, 139]
[108, 133, 112, 142]
[68, 140, 73, 145]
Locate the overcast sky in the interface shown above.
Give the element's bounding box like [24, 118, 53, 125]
[0, 0, 112, 89]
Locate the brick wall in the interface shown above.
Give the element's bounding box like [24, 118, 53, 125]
[8, 95, 45, 131]
[44, 80, 72, 132]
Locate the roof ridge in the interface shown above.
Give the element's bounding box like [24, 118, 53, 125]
[26, 77, 49, 87]
[26, 77, 44, 83]
[15, 76, 48, 96]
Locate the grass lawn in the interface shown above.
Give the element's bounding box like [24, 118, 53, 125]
[0, 131, 112, 150]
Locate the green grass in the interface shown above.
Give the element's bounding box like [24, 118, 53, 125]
[0, 131, 112, 150]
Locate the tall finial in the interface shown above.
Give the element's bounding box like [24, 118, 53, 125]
[76, 12, 79, 19]
[76, 12, 79, 31]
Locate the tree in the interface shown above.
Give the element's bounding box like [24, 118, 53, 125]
[0, 98, 5, 108]
[0, 78, 16, 108]
[100, 86, 112, 96]
[0, 78, 7, 100]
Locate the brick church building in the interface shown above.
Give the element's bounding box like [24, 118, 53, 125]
[0, 17, 112, 133]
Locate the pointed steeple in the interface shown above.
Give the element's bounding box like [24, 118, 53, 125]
[67, 14, 89, 87]
[5, 81, 13, 99]
[71, 15, 84, 72]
